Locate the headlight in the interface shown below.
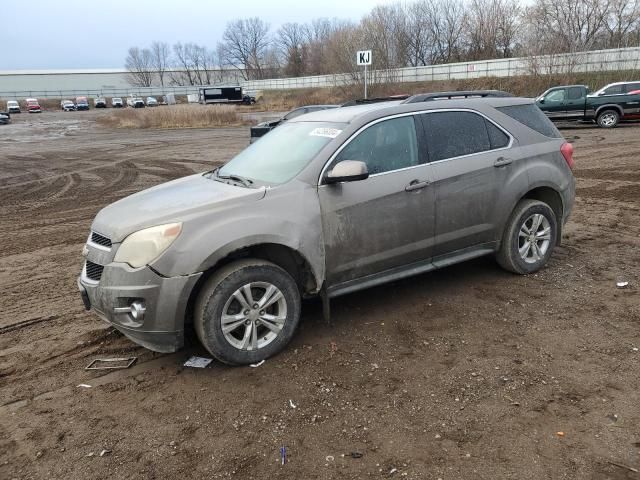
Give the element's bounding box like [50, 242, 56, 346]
[114, 223, 182, 268]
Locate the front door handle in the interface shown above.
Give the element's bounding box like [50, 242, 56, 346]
[405, 179, 431, 192]
[494, 157, 513, 167]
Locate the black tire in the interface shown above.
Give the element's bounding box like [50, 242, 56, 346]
[597, 109, 620, 128]
[496, 199, 558, 275]
[194, 259, 301, 365]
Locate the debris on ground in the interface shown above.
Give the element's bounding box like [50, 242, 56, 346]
[280, 446, 286, 465]
[85, 357, 137, 370]
[76, 384, 92, 388]
[249, 360, 265, 368]
[289, 399, 297, 409]
[616, 281, 629, 288]
[183, 356, 213, 368]
[99, 449, 111, 457]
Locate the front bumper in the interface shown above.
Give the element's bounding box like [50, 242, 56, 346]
[78, 263, 201, 353]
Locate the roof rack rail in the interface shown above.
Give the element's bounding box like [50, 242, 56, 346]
[403, 90, 513, 103]
[341, 94, 410, 107]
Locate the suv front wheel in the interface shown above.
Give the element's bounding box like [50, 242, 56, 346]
[497, 199, 558, 274]
[194, 259, 301, 365]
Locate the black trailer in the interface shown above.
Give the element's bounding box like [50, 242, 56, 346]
[199, 86, 244, 105]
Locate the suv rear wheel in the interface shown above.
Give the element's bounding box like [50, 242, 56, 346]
[597, 109, 620, 128]
[194, 259, 301, 365]
[497, 199, 558, 274]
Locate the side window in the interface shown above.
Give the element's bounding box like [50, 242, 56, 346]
[626, 83, 640, 93]
[422, 111, 490, 161]
[485, 119, 509, 149]
[545, 89, 566, 102]
[568, 87, 584, 100]
[335, 116, 419, 175]
[603, 85, 623, 95]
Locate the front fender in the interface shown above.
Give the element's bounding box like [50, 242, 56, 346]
[150, 182, 325, 290]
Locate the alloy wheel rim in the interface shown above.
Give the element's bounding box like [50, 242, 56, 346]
[221, 281, 287, 351]
[601, 113, 616, 126]
[518, 213, 551, 264]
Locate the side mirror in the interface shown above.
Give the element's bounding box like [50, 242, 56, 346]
[326, 160, 369, 184]
[539, 98, 545, 104]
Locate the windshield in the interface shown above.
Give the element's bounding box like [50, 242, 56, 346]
[219, 121, 344, 185]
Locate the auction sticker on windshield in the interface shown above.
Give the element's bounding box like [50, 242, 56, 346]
[309, 127, 342, 138]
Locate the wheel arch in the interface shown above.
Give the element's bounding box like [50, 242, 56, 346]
[595, 104, 623, 117]
[520, 186, 564, 245]
[183, 242, 321, 329]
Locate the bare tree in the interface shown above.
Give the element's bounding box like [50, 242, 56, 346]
[171, 42, 196, 85]
[361, 5, 410, 70]
[218, 18, 271, 80]
[466, 0, 521, 60]
[125, 47, 154, 87]
[150, 41, 170, 86]
[276, 23, 310, 76]
[525, 0, 611, 53]
[603, 0, 640, 47]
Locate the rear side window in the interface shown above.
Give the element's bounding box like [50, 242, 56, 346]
[626, 83, 640, 93]
[496, 104, 562, 138]
[568, 87, 584, 100]
[421, 111, 490, 161]
[485, 119, 510, 149]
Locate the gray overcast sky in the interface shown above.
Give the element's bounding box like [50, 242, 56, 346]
[1, 0, 395, 70]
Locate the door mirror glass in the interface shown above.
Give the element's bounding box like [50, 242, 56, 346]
[326, 160, 369, 184]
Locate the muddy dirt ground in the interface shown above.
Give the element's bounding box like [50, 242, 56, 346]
[0, 110, 638, 479]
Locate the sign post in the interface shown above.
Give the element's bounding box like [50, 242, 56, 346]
[356, 50, 372, 99]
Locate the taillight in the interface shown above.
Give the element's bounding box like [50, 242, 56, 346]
[560, 142, 574, 170]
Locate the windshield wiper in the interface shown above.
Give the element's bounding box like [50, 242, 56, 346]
[214, 170, 253, 187]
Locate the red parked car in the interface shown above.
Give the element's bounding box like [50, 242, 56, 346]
[26, 98, 42, 113]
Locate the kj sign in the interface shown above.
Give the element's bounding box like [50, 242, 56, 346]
[357, 50, 372, 99]
[357, 50, 372, 66]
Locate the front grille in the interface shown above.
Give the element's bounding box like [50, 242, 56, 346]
[85, 260, 104, 282]
[91, 231, 112, 248]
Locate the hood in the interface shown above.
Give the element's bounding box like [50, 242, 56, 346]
[92, 173, 266, 242]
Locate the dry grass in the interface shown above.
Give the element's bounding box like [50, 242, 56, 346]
[97, 104, 249, 129]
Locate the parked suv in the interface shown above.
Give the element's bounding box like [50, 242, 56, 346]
[250, 105, 339, 143]
[78, 92, 575, 365]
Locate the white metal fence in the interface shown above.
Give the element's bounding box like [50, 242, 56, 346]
[2, 47, 639, 100]
[242, 46, 640, 90]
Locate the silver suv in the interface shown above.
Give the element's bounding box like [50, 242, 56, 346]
[78, 91, 575, 365]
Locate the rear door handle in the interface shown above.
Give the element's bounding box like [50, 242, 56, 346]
[494, 157, 513, 167]
[405, 179, 431, 192]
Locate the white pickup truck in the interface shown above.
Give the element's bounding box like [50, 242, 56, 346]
[127, 97, 145, 108]
[7, 100, 21, 113]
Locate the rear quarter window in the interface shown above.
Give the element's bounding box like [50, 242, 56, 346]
[496, 104, 562, 138]
[421, 111, 491, 161]
[568, 87, 584, 100]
